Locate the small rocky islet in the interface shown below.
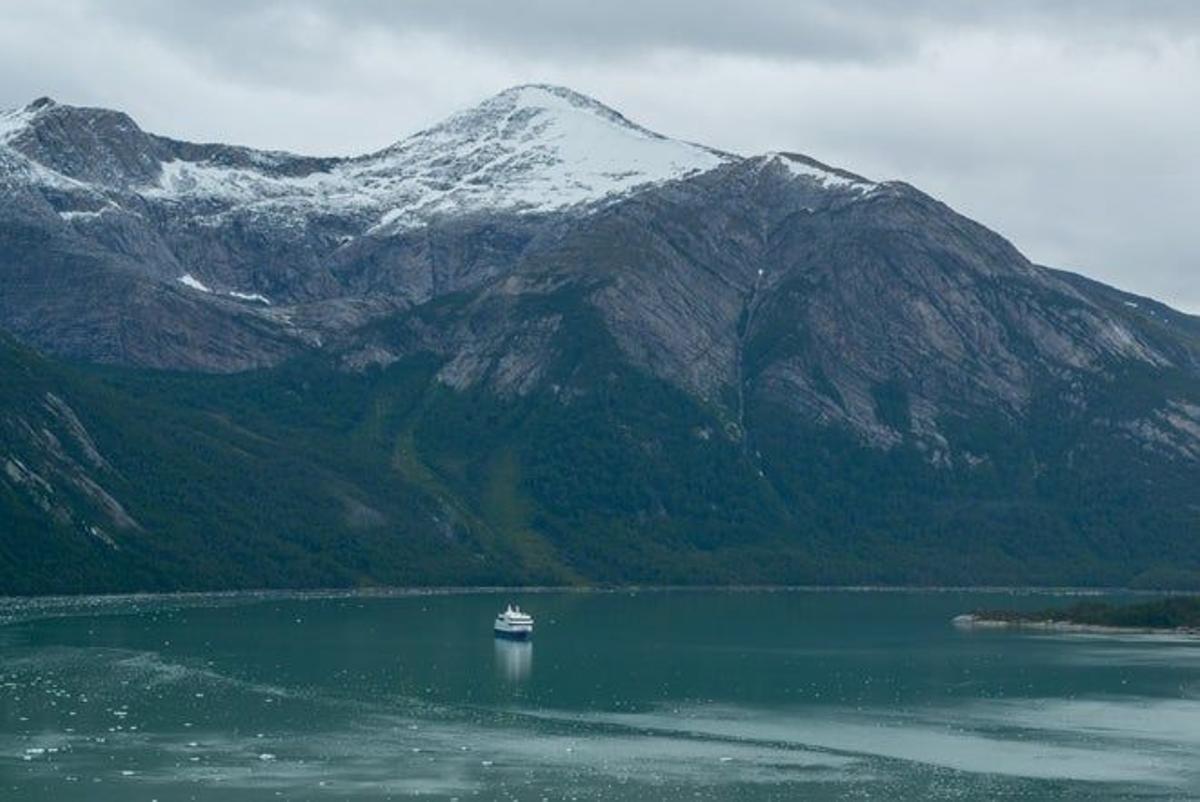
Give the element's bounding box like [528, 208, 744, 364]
[954, 596, 1200, 634]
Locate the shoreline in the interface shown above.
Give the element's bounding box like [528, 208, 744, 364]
[3, 585, 1196, 632]
[952, 613, 1200, 637]
[0, 585, 1191, 627]
[3, 583, 1192, 607]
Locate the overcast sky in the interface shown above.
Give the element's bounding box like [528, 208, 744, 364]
[2, 1, 1197, 310]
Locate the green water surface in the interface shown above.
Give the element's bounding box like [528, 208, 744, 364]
[1, 589, 1197, 800]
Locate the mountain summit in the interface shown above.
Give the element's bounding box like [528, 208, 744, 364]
[356, 84, 732, 229]
[1, 86, 1199, 593]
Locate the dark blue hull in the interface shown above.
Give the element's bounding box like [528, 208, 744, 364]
[493, 628, 532, 641]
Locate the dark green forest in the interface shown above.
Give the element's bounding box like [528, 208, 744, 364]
[2, 316, 1199, 595]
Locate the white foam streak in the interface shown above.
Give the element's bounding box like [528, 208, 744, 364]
[521, 702, 1192, 785]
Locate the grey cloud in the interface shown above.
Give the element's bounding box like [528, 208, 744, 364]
[98, 1, 1200, 66]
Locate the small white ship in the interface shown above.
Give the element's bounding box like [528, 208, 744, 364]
[493, 604, 534, 640]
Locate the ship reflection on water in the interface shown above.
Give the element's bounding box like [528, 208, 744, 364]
[494, 638, 532, 681]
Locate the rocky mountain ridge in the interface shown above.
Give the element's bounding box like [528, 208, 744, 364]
[0, 86, 870, 368]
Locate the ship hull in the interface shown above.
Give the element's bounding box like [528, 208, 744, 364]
[493, 627, 532, 641]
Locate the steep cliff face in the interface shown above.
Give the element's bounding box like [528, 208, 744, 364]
[346, 149, 1199, 461]
[0, 342, 136, 548]
[1, 86, 1198, 593]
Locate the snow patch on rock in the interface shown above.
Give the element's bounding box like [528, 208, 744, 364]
[178, 274, 212, 293]
[178, 274, 269, 304]
[228, 290, 271, 305]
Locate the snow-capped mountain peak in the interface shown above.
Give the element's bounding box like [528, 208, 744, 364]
[355, 84, 733, 230]
[0, 95, 170, 187]
[2, 86, 888, 245]
[405, 84, 679, 147]
[34, 84, 735, 234]
[0, 99, 48, 144]
[760, 152, 878, 193]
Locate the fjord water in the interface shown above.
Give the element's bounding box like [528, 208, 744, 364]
[1, 591, 1197, 800]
